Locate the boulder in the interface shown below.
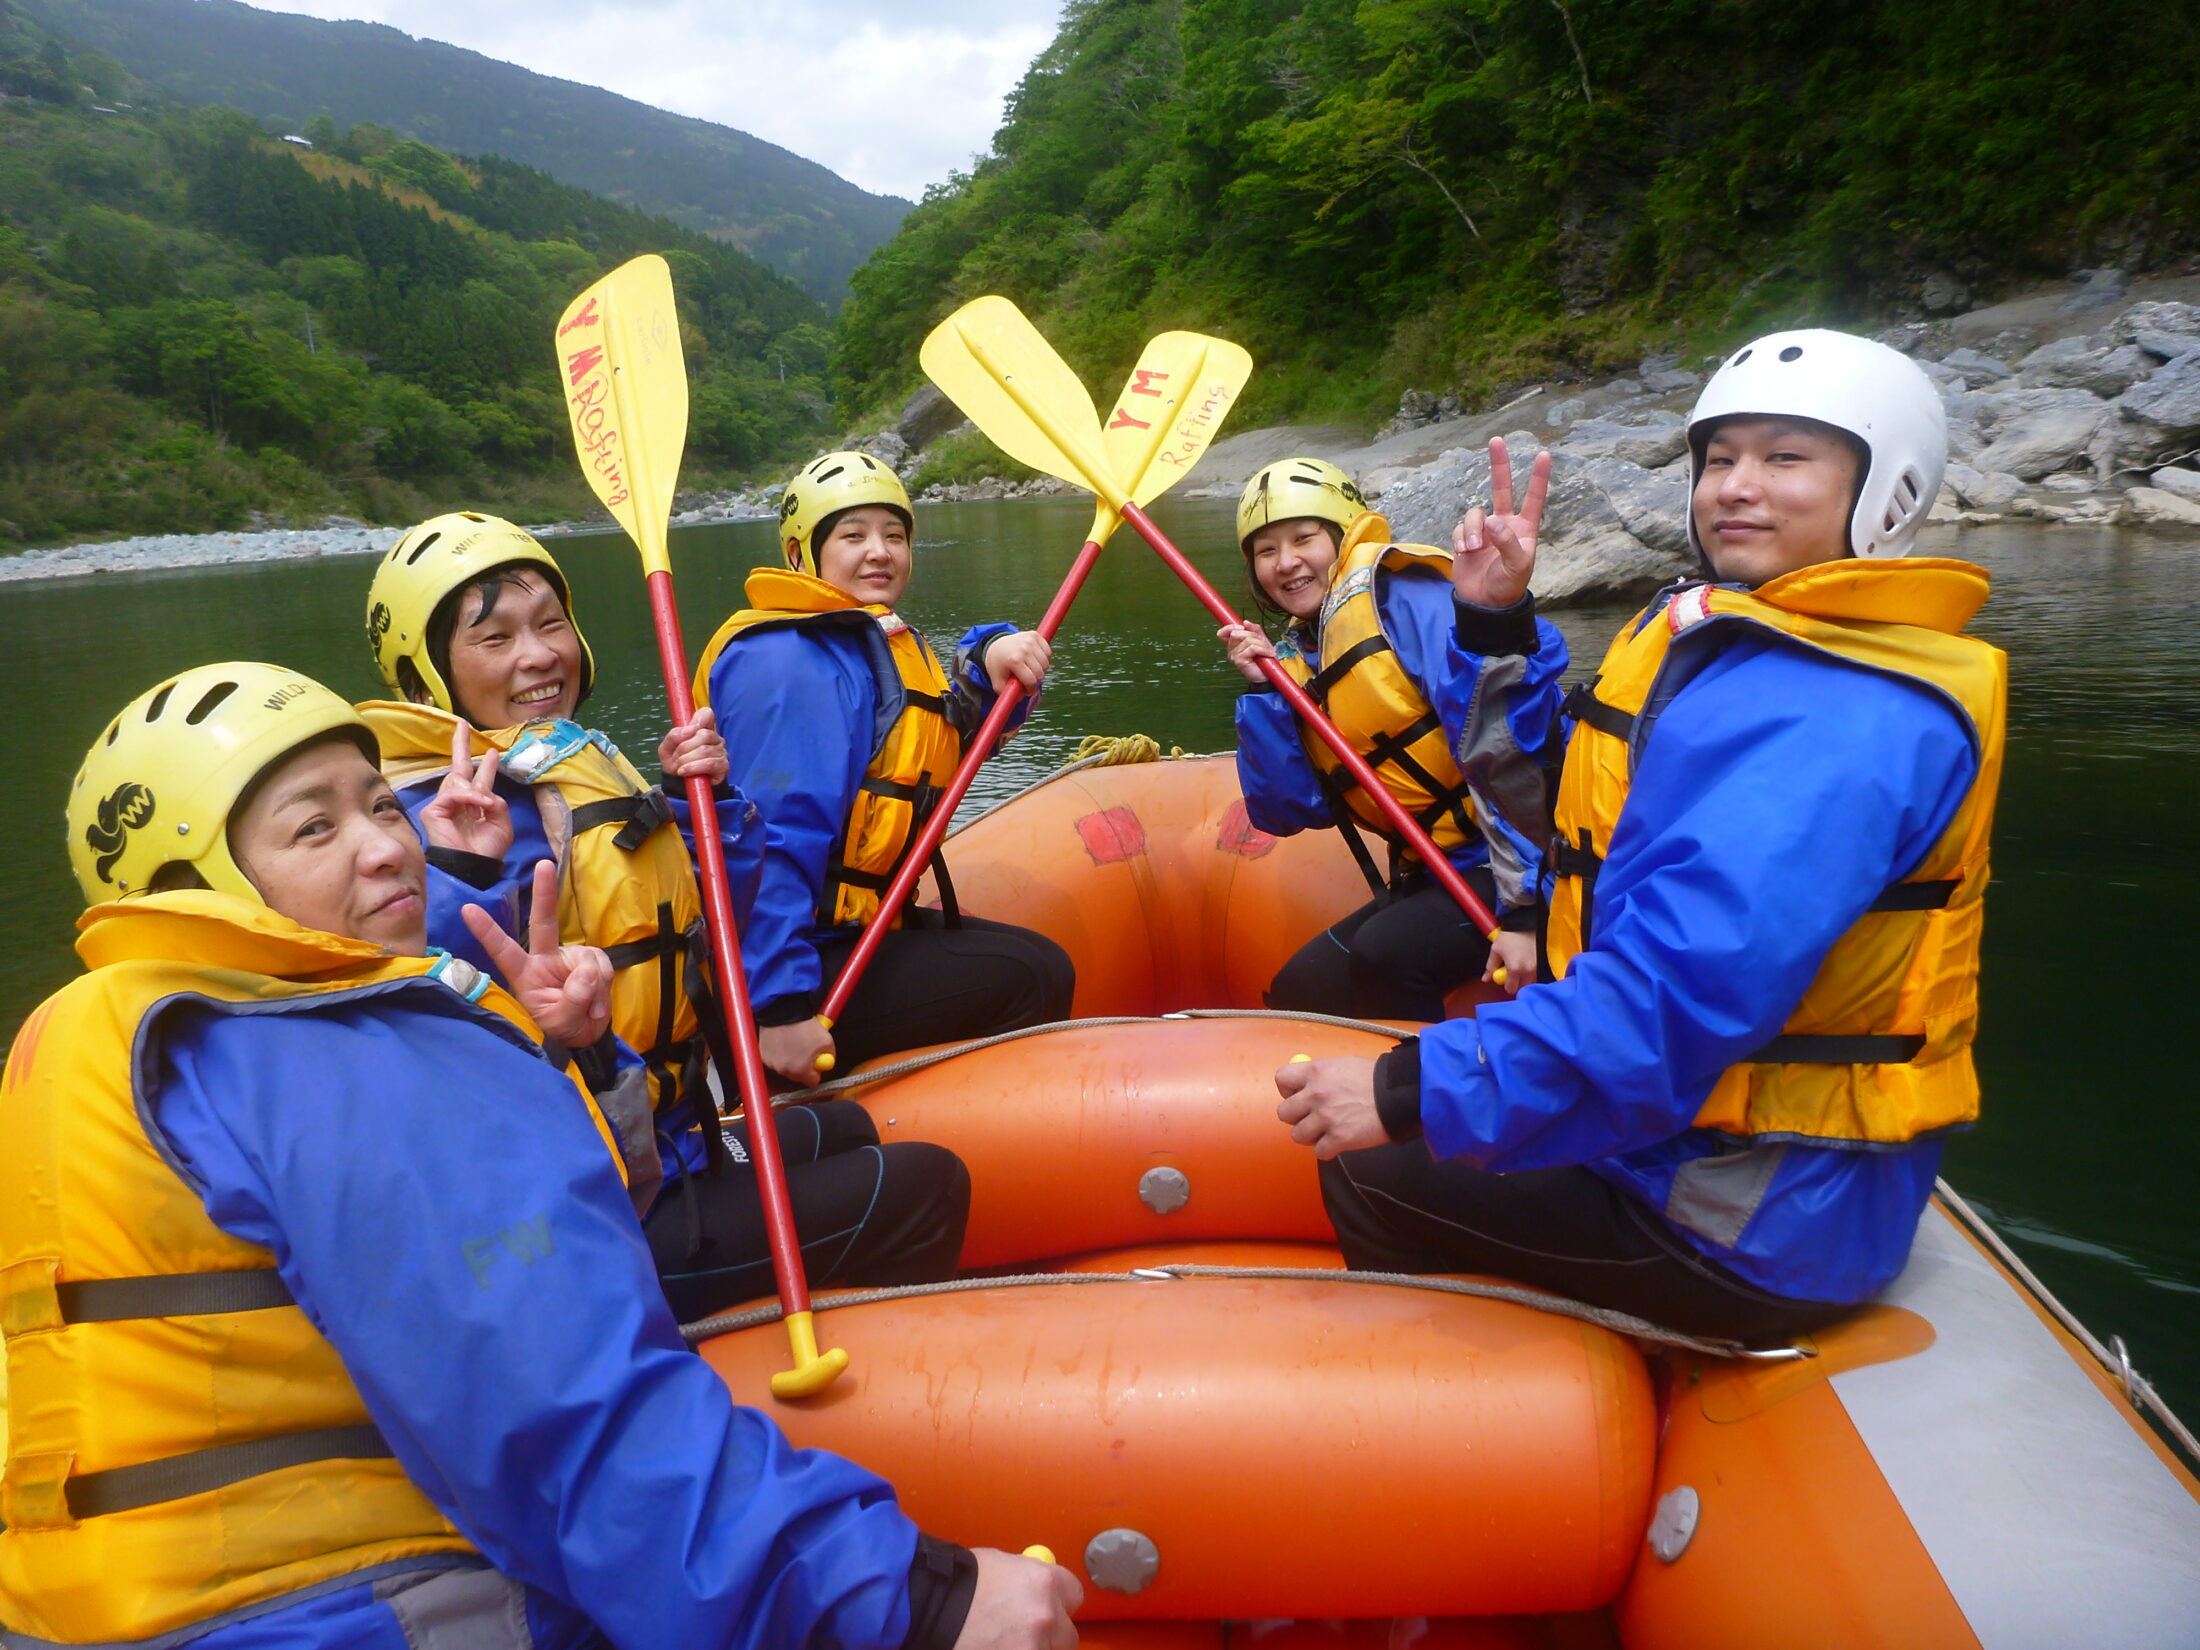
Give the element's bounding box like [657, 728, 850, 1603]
[1920, 271, 1970, 314]
[2120, 356, 2200, 439]
[1552, 416, 1688, 470]
[1944, 462, 2024, 511]
[2123, 487, 2200, 529]
[1970, 388, 2112, 479]
[1378, 436, 1690, 606]
[897, 383, 970, 452]
[2059, 268, 2129, 313]
[2016, 337, 2150, 397]
[2148, 466, 2200, 503]
[1639, 353, 1702, 394]
[2113, 301, 2200, 347]
[1937, 347, 2015, 387]
[1602, 377, 1645, 397]
[859, 428, 912, 471]
[1581, 456, 1691, 556]
[2132, 330, 2200, 364]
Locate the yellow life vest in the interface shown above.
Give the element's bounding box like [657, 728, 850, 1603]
[695, 568, 962, 929]
[361, 702, 707, 1115]
[1547, 558, 2007, 1147]
[1276, 513, 1480, 864]
[0, 892, 627, 1643]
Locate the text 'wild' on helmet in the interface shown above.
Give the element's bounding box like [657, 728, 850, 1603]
[68, 664, 377, 905]
[1687, 329, 1948, 560]
[1236, 458, 1370, 551]
[778, 451, 913, 576]
[367, 512, 594, 713]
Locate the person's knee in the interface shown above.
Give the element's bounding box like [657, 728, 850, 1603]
[1024, 931, 1075, 1021]
[890, 1140, 971, 1223]
[806, 1099, 880, 1156]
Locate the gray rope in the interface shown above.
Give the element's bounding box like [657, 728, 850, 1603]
[680, 1262, 1799, 1361]
[770, 1008, 1412, 1105]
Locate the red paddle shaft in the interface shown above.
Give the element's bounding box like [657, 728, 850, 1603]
[819, 533, 1109, 1027]
[1118, 502, 1502, 937]
[644, 568, 812, 1317]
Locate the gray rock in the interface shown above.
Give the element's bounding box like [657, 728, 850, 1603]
[1545, 395, 1591, 427]
[1638, 354, 1701, 394]
[1603, 377, 1645, 397]
[2121, 356, 2200, 438]
[1944, 462, 2024, 510]
[1920, 271, 1970, 314]
[2059, 268, 2129, 313]
[1553, 417, 1689, 470]
[1938, 347, 2016, 387]
[1377, 437, 1688, 606]
[2131, 330, 2200, 364]
[859, 427, 911, 470]
[2123, 486, 2200, 529]
[2040, 472, 2096, 494]
[1971, 388, 2112, 478]
[2148, 466, 2200, 503]
[2113, 301, 2200, 346]
[1582, 456, 1691, 555]
[2016, 337, 2150, 397]
[897, 384, 968, 452]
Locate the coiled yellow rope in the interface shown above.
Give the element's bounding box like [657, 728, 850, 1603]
[1068, 732, 1190, 766]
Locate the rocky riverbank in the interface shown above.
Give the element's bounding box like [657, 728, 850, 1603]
[10, 272, 2199, 591]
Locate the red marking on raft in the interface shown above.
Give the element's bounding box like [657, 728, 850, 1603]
[1075, 806, 1147, 864]
[1215, 799, 1276, 858]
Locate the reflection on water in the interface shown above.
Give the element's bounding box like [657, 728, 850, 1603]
[1, 506, 2193, 1417]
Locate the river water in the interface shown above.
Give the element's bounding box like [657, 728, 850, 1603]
[2, 500, 2194, 1416]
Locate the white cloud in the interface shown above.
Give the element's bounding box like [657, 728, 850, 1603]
[248, 0, 1061, 199]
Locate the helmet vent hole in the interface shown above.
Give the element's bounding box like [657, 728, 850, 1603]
[144, 683, 175, 722]
[460, 512, 485, 521]
[185, 681, 237, 725]
[103, 719, 119, 746]
[404, 531, 442, 566]
[816, 465, 847, 485]
[1779, 346, 1803, 362]
[1732, 348, 1753, 365]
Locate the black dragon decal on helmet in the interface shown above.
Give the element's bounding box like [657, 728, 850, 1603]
[86, 782, 156, 885]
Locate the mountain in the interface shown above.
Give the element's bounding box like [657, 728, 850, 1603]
[17, 0, 909, 304]
[833, 0, 2200, 428]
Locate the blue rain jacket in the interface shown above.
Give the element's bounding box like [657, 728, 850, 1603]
[1414, 627, 1979, 1304]
[703, 618, 1021, 1020]
[150, 990, 921, 1649]
[1234, 574, 1567, 911]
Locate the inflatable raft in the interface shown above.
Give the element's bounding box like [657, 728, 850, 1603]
[694, 754, 2200, 1646]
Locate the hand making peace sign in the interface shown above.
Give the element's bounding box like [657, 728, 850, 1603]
[1451, 437, 1553, 610]
[461, 860, 613, 1049]
[419, 718, 513, 861]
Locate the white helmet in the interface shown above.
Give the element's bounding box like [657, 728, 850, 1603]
[1687, 328, 1947, 560]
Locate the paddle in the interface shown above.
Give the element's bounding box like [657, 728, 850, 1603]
[914, 297, 1505, 946]
[809, 321, 1253, 1054]
[555, 254, 845, 1399]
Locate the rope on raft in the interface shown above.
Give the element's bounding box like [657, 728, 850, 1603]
[680, 1263, 1802, 1363]
[769, 1008, 1416, 1105]
[949, 731, 1226, 832]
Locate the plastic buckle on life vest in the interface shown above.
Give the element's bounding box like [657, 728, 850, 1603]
[500, 719, 592, 782]
[424, 949, 492, 1004]
[1666, 584, 1715, 634]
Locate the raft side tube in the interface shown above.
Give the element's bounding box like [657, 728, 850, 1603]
[699, 1256, 1657, 1621]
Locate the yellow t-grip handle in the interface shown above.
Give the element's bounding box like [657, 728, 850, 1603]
[811, 1015, 836, 1075]
[1287, 1054, 1312, 1064]
[769, 1309, 850, 1399]
[1487, 927, 1508, 987]
[1022, 1545, 1056, 1565]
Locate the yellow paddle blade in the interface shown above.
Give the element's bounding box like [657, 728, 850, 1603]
[554, 253, 689, 576]
[919, 296, 1119, 507]
[1089, 330, 1255, 541]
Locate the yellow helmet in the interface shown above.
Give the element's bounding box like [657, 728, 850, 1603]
[366, 512, 594, 716]
[778, 451, 913, 575]
[68, 663, 378, 905]
[1235, 457, 1369, 550]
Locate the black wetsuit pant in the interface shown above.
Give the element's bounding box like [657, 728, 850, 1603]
[644, 1100, 970, 1324]
[803, 907, 1078, 1071]
[1318, 1140, 1854, 1346]
[1266, 865, 1502, 1023]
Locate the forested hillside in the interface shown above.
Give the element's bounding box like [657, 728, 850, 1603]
[19, 0, 910, 304]
[0, 1, 837, 549]
[836, 0, 2200, 428]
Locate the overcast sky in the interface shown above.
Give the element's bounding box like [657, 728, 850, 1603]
[249, 0, 1064, 201]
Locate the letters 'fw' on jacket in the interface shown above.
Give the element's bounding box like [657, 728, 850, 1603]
[1233, 513, 1568, 915]
[0, 892, 944, 1650]
[694, 567, 1028, 1020]
[1409, 559, 2005, 1305]
[360, 702, 764, 1130]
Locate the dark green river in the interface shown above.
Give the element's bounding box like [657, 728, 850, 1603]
[3, 500, 2193, 1418]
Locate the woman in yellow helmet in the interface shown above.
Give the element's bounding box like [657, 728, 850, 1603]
[694, 451, 1076, 1084]
[362, 514, 971, 1321]
[1216, 455, 1567, 1022]
[3, 661, 1076, 1650]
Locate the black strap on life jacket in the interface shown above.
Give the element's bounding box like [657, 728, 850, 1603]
[1745, 1032, 1931, 1064]
[822, 775, 961, 929]
[1562, 679, 1636, 743]
[26, 1270, 398, 1525]
[1301, 632, 1479, 853]
[569, 786, 676, 853]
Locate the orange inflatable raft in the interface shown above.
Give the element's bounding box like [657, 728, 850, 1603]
[695, 755, 2200, 1647]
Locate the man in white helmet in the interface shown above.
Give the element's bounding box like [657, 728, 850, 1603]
[1275, 330, 2006, 1342]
